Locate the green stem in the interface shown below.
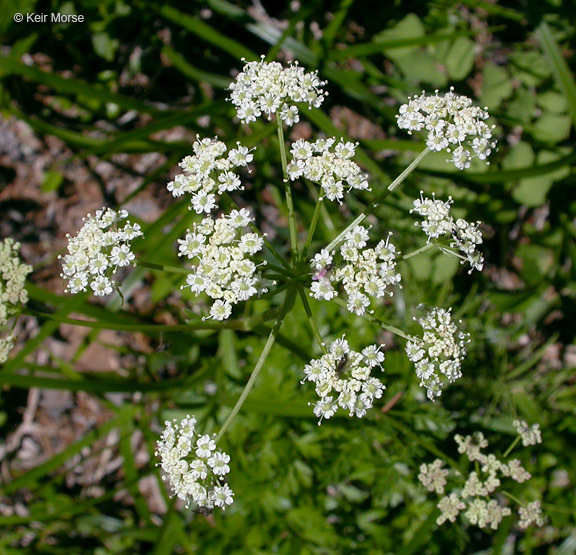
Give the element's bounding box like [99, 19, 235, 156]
[400, 243, 435, 261]
[265, 262, 295, 277]
[388, 146, 431, 192]
[136, 260, 191, 275]
[501, 491, 524, 506]
[277, 120, 299, 261]
[297, 285, 327, 354]
[215, 288, 296, 442]
[324, 147, 431, 256]
[302, 195, 323, 260]
[329, 296, 414, 342]
[215, 322, 280, 442]
[503, 436, 521, 459]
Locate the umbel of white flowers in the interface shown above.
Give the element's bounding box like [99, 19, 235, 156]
[310, 226, 401, 316]
[287, 139, 370, 203]
[60, 208, 142, 297]
[411, 192, 484, 273]
[1, 238, 32, 363]
[156, 415, 234, 511]
[418, 429, 544, 530]
[167, 136, 254, 215]
[302, 336, 386, 424]
[405, 306, 470, 400]
[396, 88, 497, 170]
[228, 56, 327, 126]
[178, 209, 271, 321]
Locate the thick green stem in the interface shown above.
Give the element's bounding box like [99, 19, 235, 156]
[277, 120, 299, 261]
[302, 195, 323, 260]
[297, 285, 327, 354]
[324, 147, 431, 256]
[503, 435, 521, 459]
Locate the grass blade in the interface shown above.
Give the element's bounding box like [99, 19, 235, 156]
[536, 22, 576, 128]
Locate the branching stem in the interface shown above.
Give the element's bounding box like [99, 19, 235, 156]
[277, 120, 299, 261]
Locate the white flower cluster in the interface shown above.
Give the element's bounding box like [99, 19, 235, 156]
[405, 307, 469, 401]
[396, 88, 497, 170]
[179, 209, 269, 320]
[287, 139, 370, 202]
[411, 192, 484, 273]
[228, 57, 326, 126]
[310, 226, 401, 315]
[156, 415, 234, 511]
[513, 420, 542, 447]
[167, 137, 254, 214]
[420, 432, 543, 530]
[519, 501, 545, 529]
[60, 208, 142, 297]
[302, 336, 386, 424]
[418, 459, 449, 494]
[1, 238, 32, 363]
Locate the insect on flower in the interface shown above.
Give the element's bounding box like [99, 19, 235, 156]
[335, 352, 349, 376]
[312, 262, 335, 281]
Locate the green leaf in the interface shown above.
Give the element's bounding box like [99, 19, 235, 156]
[530, 113, 571, 143]
[513, 150, 570, 206]
[480, 63, 513, 110]
[516, 244, 555, 285]
[92, 32, 119, 62]
[396, 49, 447, 87]
[373, 14, 425, 61]
[218, 329, 242, 378]
[537, 22, 576, 129]
[41, 170, 64, 193]
[443, 37, 475, 81]
[537, 90, 569, 114]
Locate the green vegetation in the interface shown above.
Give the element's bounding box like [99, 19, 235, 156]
[1, 0, 575, 552]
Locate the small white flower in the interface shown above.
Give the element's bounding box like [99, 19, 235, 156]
[195, 434, 216, 459]
[312, 396, 337, 424]
[210, 300, 232, 321]
[208, 452, 231, 476]
[211, 484, 234, 508]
